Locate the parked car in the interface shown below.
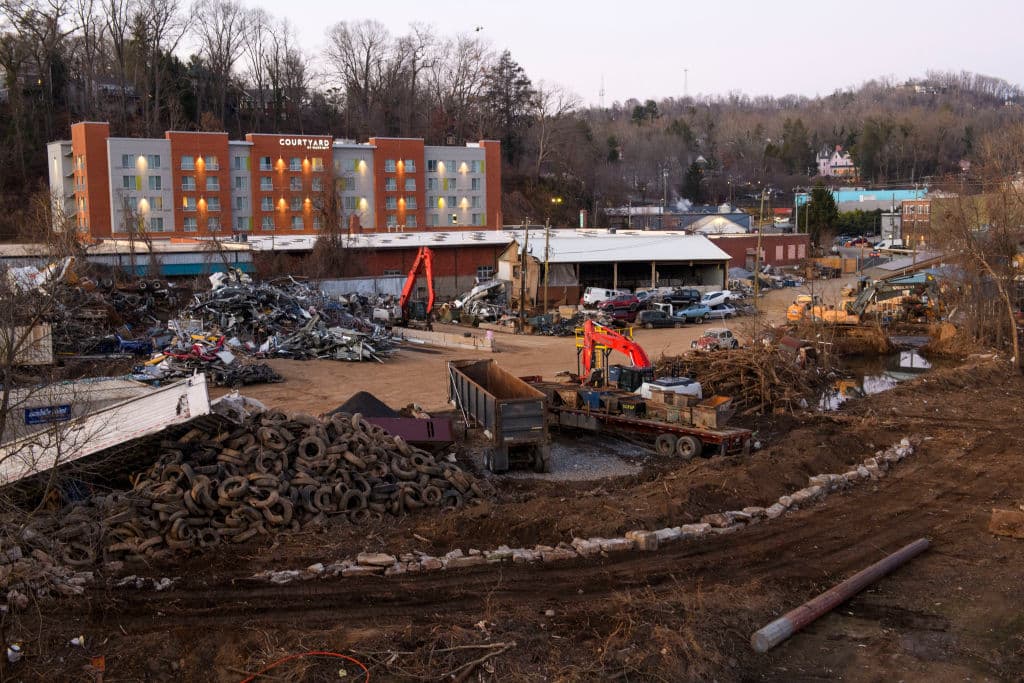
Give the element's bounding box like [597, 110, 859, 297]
[581, 287, 629, 307]
[675, 303, 711, 323]
[700, 290, 732, 307]
[598, 293, 642, 313]
[844, 236, 872, 247]
[635, 290, 658, 305]
[636, 309, 684, 329]
[706, 304, 736, 319]
[690, 328, 739, 351]
[659, 287, 702, 307]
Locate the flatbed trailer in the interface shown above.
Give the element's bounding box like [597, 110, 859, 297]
[551, 405, 751, 458]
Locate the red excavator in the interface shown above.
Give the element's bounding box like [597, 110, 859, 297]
[579, 319, 653, 390]
[397, 246, 435, 326]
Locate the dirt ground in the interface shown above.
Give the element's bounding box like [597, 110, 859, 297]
[19, 276, 1023, 682]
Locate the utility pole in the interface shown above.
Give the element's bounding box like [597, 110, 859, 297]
[544, 217, 551, 313]
[754, 189, 767, 312]
[519, 219, 530, 329]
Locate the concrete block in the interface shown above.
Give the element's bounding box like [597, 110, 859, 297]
[857, 465, 871, 478]
[843, 470, 861, 482]
[357, 552, 396, 567]
[305, 562, 325, 575]
[725, 511, 753, 524]
[742, 507, 767, 520]
[711, 524, 741, 535]
[445, 555, 487, 569]
[765, 503, 787, 519]
[444, 549, 464, 561]
[599, 538, 636, 553]
[571, 538, 603, 557]
[541, 548, 577, 563]
[512, 548, 538, 564]
[384, 563, 407, 577]
[342, 565, 384, 577]
[865, 463, 884, 479]
[419, 557, 443, 571]
[654, 527, 682, 544]
[485, 548, 514, 563]
[790, 485, 824, 506]
[701, 512, 733, 528]
[625, 530, 659, 551]
[777, 495, 794, 509]
[678, 523, 711, 538]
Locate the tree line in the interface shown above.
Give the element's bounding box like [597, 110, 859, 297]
[1, 0, 1023, 238]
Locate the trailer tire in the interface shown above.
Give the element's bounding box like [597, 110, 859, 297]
[482, 447, 494, 472]
[655, 434, 677, 457]
[533, 445, 551, 473]
[676, 435, 701, 460]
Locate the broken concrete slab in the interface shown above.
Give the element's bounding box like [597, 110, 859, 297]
[356, 552, 397, 567]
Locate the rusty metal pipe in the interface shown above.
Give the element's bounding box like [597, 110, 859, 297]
[751, 537, 930, 653]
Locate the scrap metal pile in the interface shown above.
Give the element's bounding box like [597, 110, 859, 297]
[186, 276, 396, 362]
[141, 329, 283, 387]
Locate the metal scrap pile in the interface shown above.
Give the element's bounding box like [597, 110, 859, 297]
[139, 329, 283, 387]
[187, 277, 396, 361]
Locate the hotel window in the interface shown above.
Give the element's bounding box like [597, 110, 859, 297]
[181, 176, 196, 191]
[472, 160, 480, 173]
[343, 196, 357, 211]
[208, 217, 221, 231]
[183, 196, 196, 211]
[260, 176, 273, 191]
[150, 217, 164, 231]
[384, 159, 396, 172]
[184, 217, 197, 231]
[427, 160, 437, 172]
[405, 178, 416, 191]
[448, 161, 456, 171]
[312, 177, 322, 192]
[291, 216, 303, 230]
[234, 196, 247, 211]
[289, 177, 302, 191]
[472, 213, 483, 226]
[261, 216, 274, 230]
[148, 154, 161, 168]
[288, 157, 301, 171]
[429, 214, 439, 227]
[313, 215, 321, 230]
[260, 197, 273, 211]
[121, 154, 132, 168]
[235, 216, 250, 231]
[290, 197, 302, 211]
[234, 176, 245, 190]
[206, 177, 220, 191]
[406, 215, 417, 228]
[181, 155, 195, 170]
[427, 178, 437, 190]
[204, 155, 218, 170]
[233, 155, 244, 170]
[471, 177, 481, 190]
[404, 159, 416, 172]
[471, 195, 480, 208]
[385, 178, 397, 191]
[447, 195, 456, 207]
[207, 197, 221, 211]
[149, 196, 164, 210]
[385, 197, 397, 210]
[121, 195, 135, 209]
[449, 213, 459, 225]
[148, 175, 162, 190]
[406, 196, 417, 210]
[122, 175, 135, 189]
[260, 156, 272, 171]
[312, 158, 324, 172]
[386, 214, 397, 228]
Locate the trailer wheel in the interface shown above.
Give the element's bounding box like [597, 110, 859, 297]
[676, 435, 701, 460]
[655, 434, 677, 457]
[533, 445, 552, 473]
[482, 447, 494, 472]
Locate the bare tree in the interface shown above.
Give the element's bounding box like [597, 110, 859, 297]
[530, 81, 580, 178]
[325, 19, 390, 136]
[102, 0, 135, 132]
[394, 22, 434, 137]
[190, 0, 245, 125]
[241, 6, 270, 132]
[138, 0, 186, 135]
[424, 33, 492, 142]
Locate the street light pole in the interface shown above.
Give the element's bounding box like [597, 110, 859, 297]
[519, 218, 530, 329]
[544, 197, 561, 312]
[754, 189, 767, 312]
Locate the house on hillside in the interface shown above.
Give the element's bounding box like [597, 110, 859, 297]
[817, 145, 859, 179]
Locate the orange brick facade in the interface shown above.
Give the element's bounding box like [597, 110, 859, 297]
[61, 124, 501, 239]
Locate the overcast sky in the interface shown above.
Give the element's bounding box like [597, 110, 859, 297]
[262, 0, 1024, 105]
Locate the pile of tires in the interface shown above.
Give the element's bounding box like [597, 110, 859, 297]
[101, 409, 489, 561]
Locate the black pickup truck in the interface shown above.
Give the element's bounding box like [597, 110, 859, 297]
[659, 288, 702, 306]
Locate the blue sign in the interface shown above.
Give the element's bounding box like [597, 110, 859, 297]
[24, 405, 72, 425]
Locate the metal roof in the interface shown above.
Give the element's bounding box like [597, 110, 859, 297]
[246, 229, 731, 264]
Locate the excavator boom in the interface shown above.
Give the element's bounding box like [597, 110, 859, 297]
[398, 247, 435, 318]
[581, 319, 652, 376]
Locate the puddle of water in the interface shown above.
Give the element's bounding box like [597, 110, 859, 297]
[819, 349, 950, 410]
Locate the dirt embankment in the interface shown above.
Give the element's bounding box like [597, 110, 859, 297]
[8, 357, 1022, 682]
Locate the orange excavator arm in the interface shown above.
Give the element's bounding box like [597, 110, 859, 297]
[398, 247, 435, 315]
[581, 319, 652, 376]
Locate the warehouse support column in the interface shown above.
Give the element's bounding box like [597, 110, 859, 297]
[651, 262, 657, 288]
[613, 262, 618, 290]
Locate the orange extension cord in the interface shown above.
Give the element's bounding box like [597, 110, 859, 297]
[239, 651, 369, 682]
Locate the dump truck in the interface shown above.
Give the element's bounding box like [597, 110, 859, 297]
[448, 359, 551, 473]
